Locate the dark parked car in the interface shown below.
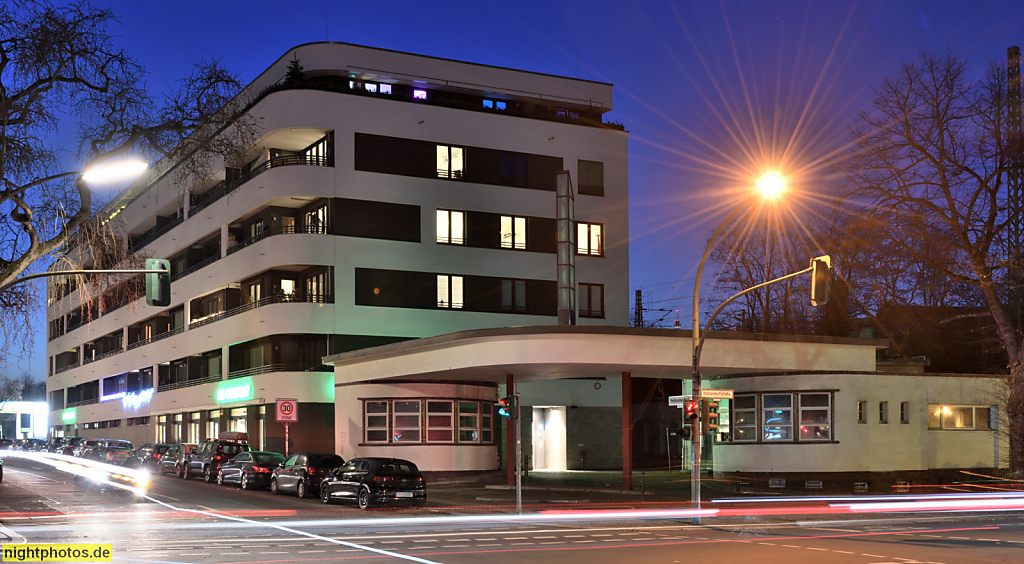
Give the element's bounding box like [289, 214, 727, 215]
[270, 453, 345, 499]
[0, 439, 14, 450]
[137, 443, 172, 471]
[158, 444, 196, 476]
[185, 438, 250, 482]
[72, 438, 104, 457]
[217, 451, 286, 490]
[73, 447, 146, 495]
[43, 437, 64, 453]
[57, 437, 83, 456]
[320, 458, 426, 509]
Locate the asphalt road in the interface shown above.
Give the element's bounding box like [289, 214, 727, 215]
[3, 456, 1024, 563]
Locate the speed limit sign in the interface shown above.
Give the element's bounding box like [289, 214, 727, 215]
[276, 398, 298, 422]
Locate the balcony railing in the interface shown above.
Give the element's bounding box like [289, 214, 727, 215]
[227, 363, 328, 380]
[188, 154, 333, 218]
[156, 374, 222, 393]
[67, 397, 99, 408]
[126, 326, 185, 351]
[55, 361, 81, 375]
[82, 348, 124, 365]
[189, 293, 334, 330]
[226, 224, 328, 256]
[130, 214, 185, 251]
[171, 254, 221, 282]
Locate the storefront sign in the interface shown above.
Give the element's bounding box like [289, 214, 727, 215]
[216, 383, 253, 404]
[122, 388, 154, 410]
[62, 408, 76, 423]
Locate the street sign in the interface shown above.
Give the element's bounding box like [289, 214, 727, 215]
[276, 398, 298, 422]
[699, 389, 734, 400]
[668, 395, 693, 407]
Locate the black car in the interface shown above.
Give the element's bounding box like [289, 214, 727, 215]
[270, 453, 344, 499]
[217, 451, 286, 490]
[73, 447, 146, 493]
[0, 438, 14, 450]
[57, 437, 83, 456]
[320, 457, 426, 509]
[136, 443, 172, 471]
[185, 439, 250, 482]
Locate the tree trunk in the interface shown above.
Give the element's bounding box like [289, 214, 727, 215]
[1009, 362, 1024, 474]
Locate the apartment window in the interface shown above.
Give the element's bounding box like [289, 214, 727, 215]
[365, 401, 389, 442]
[436, 210, 465, 245]
[579, 283, 605, 318]
[734, 392, 833, 443]
[304, 203, 328, 233]
[732, 395, 757, 441]
[303, 269, 331, 301]
[501, 279, 527, 313]
[578, 160, 604, 196]
[436, 145, 464, 179]
[500, 215, 527, 249]
[380, 84, 392, 95]
[927, 404, 992, 430]
[437, 275, 464, 309]
[393, 400, 421, 442]
[762, 394, 793, 440]
[414, 89, 427, 100]
[458, 402, 482, 442]
[857, 400, 867, 423]
[364, 82, 378, 93]
[900, 402, 910, 424]
[246, 280, 262, 304]
[500, 152, 527, 186]
[483, 99, 507, 110]
[426, 401, 453, 442]
[799, 393, 831, 440]
[577, 222, 603, 256]
[879, 401, 889, 424]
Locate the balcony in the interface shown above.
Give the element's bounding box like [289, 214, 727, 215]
[226, 224, 327, 257]
[126, 325, 184, 352]
[189, 293, 334, 331]
[156, 374, 222, 393]
[227, 363, 328, 380]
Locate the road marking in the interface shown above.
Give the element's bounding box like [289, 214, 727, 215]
[510, 542, 534, 546]
[533, 536, 557, 539]
[978, 538, 1001, 542]
[572, 540, 596, 544]
[947, 536, 969, 540]
[414, 540, 438, 543]
[298, 551, 327, 554]
[504, 537, 528, 540]
[259, 552, 289, 555]
[540, 542, 564, 545]
[834, 551, 854, 554]
[781, 545, 803, 549]
[477, 544, 502, 547]
[861, 554, 886, 558]
[806, 547, 828, 551]
[381, 541, 405, 544]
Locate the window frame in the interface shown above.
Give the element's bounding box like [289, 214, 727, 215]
[732, 391, 835, 444]
[436, 209, 466, 245]
[927, 404, 993, 430]
[500, 215, 527, 250]
[436, 144, 464, 179]
[578, 160, 604, 196]
[577, 222, 604, 256]
[578, 283, 605, 318]
[362, 399, 495, 445]
[437, 275, 464, 309]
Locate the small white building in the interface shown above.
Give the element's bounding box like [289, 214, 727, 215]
[0, 401, 49, 440]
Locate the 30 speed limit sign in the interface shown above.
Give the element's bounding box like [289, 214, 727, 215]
[276, 398, 298, 422]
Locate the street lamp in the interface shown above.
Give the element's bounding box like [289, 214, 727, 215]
[81, 159, 149, 184]
[689, 172, 785, 511]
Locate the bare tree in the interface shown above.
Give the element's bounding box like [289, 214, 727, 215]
[0, 0, 256, 361]
[836, 50, 1024, 470]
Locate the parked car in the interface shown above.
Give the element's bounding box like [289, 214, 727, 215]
[185, 438, 250, 482]
[72, 438, 105, 457]
[136, 443, 172, 471]
[58, 437, 83, 456]
[99, 439, 133, 450]
[43, 437, 64, 452]
[159, 443, 196, 477]
[271, 453, 345, 499]
[217, 451, 286, 490]
[19, 439, 46, 451]
[0, 439, 14, 450]
[73, 447, 146, 495]
[320, 458, 426, 509]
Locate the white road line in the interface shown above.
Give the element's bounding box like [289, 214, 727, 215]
[834, 551, 855, 554]
[781, 544, 803, 549]
[572, 540, 596, 544]
[806, 547, 828, 551]
[978, 538, 1001, 542]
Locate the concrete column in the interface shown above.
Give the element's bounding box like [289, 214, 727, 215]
[221, 224, 229, 258]
[622, 371, 632, 491]
[221, 345, 230, 380]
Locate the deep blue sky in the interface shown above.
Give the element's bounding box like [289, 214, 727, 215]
[15, 0, 1024, 377]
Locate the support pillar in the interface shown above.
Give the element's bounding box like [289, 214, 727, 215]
[506, 373, 515, 487]
[622, 371, 632, 490]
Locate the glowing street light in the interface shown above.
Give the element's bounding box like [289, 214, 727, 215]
[81, 159, 149, 184]
[689, 173, 787, 514]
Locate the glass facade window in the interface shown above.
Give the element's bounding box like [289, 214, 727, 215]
[437, 275, 464, 309]
[577, 223, 603, 256]
[436, 145, 464, 178]
[500, 216, 526, 249]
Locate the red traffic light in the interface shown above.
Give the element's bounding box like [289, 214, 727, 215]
[683, 400, 699, 422]
[497, 396, 516, 419]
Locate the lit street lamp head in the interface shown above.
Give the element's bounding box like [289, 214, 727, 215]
[755, 172, 786, 199]
[81, 159, 148, 184]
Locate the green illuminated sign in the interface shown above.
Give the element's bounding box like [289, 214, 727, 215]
[62, 409, 76, 423]
[216, 380, 253, 404]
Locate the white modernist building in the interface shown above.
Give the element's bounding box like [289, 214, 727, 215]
[45, 42, 629, 462]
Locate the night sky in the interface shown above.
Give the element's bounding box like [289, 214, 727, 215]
[15, 0, 1024, 376]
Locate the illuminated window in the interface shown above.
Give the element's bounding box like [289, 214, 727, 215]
[436, 210, 465, 245]
[483, 99, 493, 109]
[483, 99, 507, 110]
[735, 392, 833, 443]
[927, 404, 992, 430]
[762, 394, 793, 441]
[413, 89, 427, 100]
[732, 395, 757, 441]
[364, 83, 377, 93]
[437, 275, 464, 309]
[436, 145, 465, 179]
[799, 393, 831, 440]
[500, 215, 526, 249]
[380, 84, 392, 95]
[577, 222, 603, 256]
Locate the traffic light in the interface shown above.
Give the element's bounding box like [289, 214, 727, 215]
[702, 400, 720, 432]
[673, 427, 692, 441]
[145, 258, 170, 307]
[497, 396, 516, 419]
[810, 255, 831, 307]
[683, 400, 699, 423]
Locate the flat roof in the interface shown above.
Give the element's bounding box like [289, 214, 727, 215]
[324, 326, 888, 385]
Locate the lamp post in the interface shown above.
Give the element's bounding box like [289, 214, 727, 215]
[690, 172, 785, 512]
